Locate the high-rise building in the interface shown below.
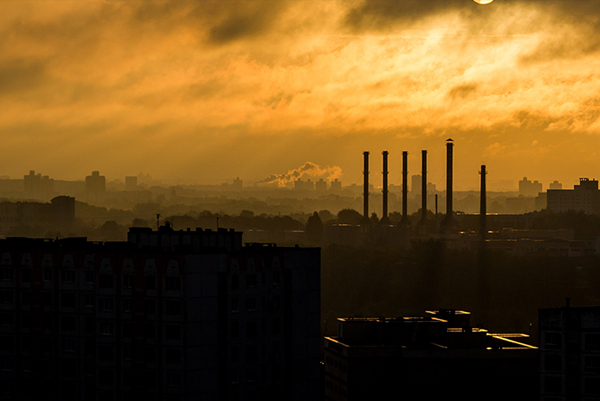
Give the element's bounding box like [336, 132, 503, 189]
[0, 225, 320, 400]
[539, 303, 600, 400]
[85, 171, 106, 198]
[547, 178, 600, 214]
[519, 177, 543, 197]
[125, 176, 137, 191]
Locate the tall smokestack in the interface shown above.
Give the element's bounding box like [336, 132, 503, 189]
[446, 139, 453, 219]
[441, 139, 456, 232]
[381, 151, 389, 224]
[480, 165, 487, 240]
[420, 150, 427, 227]
[363, 151, 369, 222]
[401, 151, 409, 226]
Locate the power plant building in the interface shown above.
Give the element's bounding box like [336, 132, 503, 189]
[0, 225, 321, 400]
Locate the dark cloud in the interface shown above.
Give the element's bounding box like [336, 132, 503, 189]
[344, 0, 600, 32]
[0, 59, 46, 95]
[447, 83, 478, 100]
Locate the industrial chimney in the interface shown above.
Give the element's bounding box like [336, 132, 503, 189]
[419, 150, 427, 228]
[480, 165, 487, 240]
[363, 151, 369, 223]
[381, 151, 390, 224]
[441, 138, 457, 232]
[400, 151, 410, 226]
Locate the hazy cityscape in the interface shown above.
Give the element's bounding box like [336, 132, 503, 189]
[3, 0, 600, 400]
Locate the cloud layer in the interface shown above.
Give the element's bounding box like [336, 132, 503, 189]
[1, 0, 600, 189]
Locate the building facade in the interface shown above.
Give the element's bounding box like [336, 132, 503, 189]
[0, 225, 320, 401]
[547, 178, 600, 214]
[539, 304, 600, 400]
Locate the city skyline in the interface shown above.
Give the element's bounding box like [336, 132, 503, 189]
[2, 0, 600, 190]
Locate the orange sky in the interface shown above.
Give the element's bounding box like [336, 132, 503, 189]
[2, 0, 600, 191]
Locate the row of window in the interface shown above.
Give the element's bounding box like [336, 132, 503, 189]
[1, 269, 181, 291]
[230, 272, 280, 290]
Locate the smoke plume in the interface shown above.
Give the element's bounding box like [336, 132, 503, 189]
[256, 162, 342, 187]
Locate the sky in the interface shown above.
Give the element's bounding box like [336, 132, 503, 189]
[2, 0, 600, 191]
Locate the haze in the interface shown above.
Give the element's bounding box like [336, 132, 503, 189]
[2, 0, 600, 190]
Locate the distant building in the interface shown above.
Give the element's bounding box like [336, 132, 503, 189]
[506, 195, 537, 214]
[316, 179, 327, 191]
[330, 179, 342, 192]
[547, 178, 600, 214]
[125, 176, 137, 191]
[304, 179, 314, 191]
[23, 170, 54, 196]
[0, 225, 320, 400]
[85, 171, 106, 198]
[294, 180, 304, 190]
[549, 180, 563, 190]
[410, 175, 436, 194]
[519, 177, 543, 197]
[0, 196, 75, 236]
[324, 310, 537, 400]
[232, 177, 243, 190]
[539, 303, 600, 400]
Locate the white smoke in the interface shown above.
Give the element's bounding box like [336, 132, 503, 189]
[256, 162, 342, 187]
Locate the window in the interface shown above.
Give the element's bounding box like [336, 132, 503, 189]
[165, 325, 181, 340]
[545, 332, 562, 349]
[587, 334, 600, 351]
[21, 269, 31, 283]
[272, 271, 280, 286]
[99, 322, 113, 336]
[231, 321, 239, 338]
[146, 323, 156, 338]
[61, 316, 76, 331]
[99, 274, 113, 289]
[165, 276, 180, 291]
[166, 300, 181, 315]
[145, 300, 156, 315]
[62, 339, 76, 352]
[122, 323, 132, 338]
[246, 345, 257, 362]
[43, 270, 52, 282]
[122, 299, 132, 313]
[21, 292, 31, 306]
[231, 275, 239, 290]
[586, 356, 600, 372]
[0, 291, 12, 304]
[231, 346, 239, 362]
[84, 294, 94, 308]
[246, 274, 257, 289]
[165, 349, 182, 364]
[84, 270, 94, 284]
[166, 372, 181, 387]
[98, 298, 114, 312]
[145, 276, 156, 290]
[1, 269, 13, 281]
[231, 299, 239, 313]
[246, 321, 257, 338]
[246, 298, 256, 312]
[545, 354, 562, 371]
[123, 275, 133, 289]
[61, 293, 76, 308]
[61, 270, 75, 283]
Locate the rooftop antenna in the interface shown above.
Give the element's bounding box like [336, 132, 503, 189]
[217, 217, 219, 229]
[156, 214, 160, 230]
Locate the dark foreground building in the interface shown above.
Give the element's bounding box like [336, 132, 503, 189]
[0, 224, 320, 401]
[539, 304, 600, 400]
[324, 309, 538, 401]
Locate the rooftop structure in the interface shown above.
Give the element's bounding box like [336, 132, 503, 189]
[324, 309, 537, 400]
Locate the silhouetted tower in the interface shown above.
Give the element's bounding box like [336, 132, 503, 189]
[420, 150, 427, 227]
[363, 151, 369, 223]
[400, 151, 410, 226]
[480, 165, 487, 240]
[441, 138, 457, 232]
[381, 151, 390, 224]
